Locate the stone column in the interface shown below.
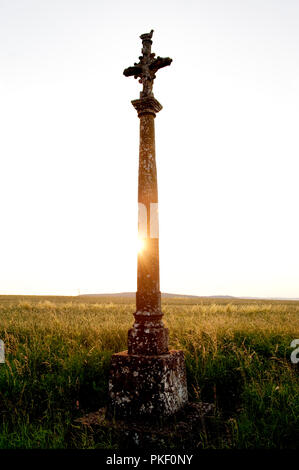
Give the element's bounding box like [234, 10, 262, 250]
[128, 96, 168, 356]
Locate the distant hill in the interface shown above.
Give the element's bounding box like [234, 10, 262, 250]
[80, 292, 235, 299]
[79, 292, 299, 301]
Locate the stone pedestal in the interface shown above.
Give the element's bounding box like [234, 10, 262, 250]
[76, 402, 216, 449]
[107, 350, 188, 419]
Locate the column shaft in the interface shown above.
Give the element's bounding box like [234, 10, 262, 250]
[137, 113, 160, 313]
[127, 97, 169, 355]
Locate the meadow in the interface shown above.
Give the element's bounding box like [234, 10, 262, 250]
[0, 295, 298, 449]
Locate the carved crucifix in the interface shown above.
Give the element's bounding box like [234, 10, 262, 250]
[123, 30, 172, 98]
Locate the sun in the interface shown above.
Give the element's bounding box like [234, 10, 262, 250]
[137, 238, 145, 253]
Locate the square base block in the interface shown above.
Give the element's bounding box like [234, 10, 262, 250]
[128, 326, 169, 355]
[107, 350, 188, 419]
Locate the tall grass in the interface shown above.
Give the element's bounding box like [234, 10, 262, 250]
[0, 296, 298, 448]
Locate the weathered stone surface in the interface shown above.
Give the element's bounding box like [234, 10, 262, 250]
[107, 350, 188, 419]
[128, 323, 169, 355]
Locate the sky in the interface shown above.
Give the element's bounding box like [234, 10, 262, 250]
[0, 0, 299, 297]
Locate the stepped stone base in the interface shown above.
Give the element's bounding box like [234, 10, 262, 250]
[106, 350, 188, 419]
[75, 402, 216, 449]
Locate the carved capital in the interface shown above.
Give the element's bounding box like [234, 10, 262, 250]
[131, 96, 163, 117]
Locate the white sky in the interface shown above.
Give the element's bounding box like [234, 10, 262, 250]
[0, 0, 298, 297]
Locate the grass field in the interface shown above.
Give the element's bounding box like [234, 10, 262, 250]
[0, 295, 298, 449]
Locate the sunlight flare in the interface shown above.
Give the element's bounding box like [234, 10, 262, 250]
[137, 238, 145, 253]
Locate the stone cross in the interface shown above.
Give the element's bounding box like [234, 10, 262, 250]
[125, 30, 172, 356]
[107, 31, 188, 419]
[123, 30, 172, 99]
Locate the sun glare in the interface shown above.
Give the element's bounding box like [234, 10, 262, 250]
[137, 238, 145, 253]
